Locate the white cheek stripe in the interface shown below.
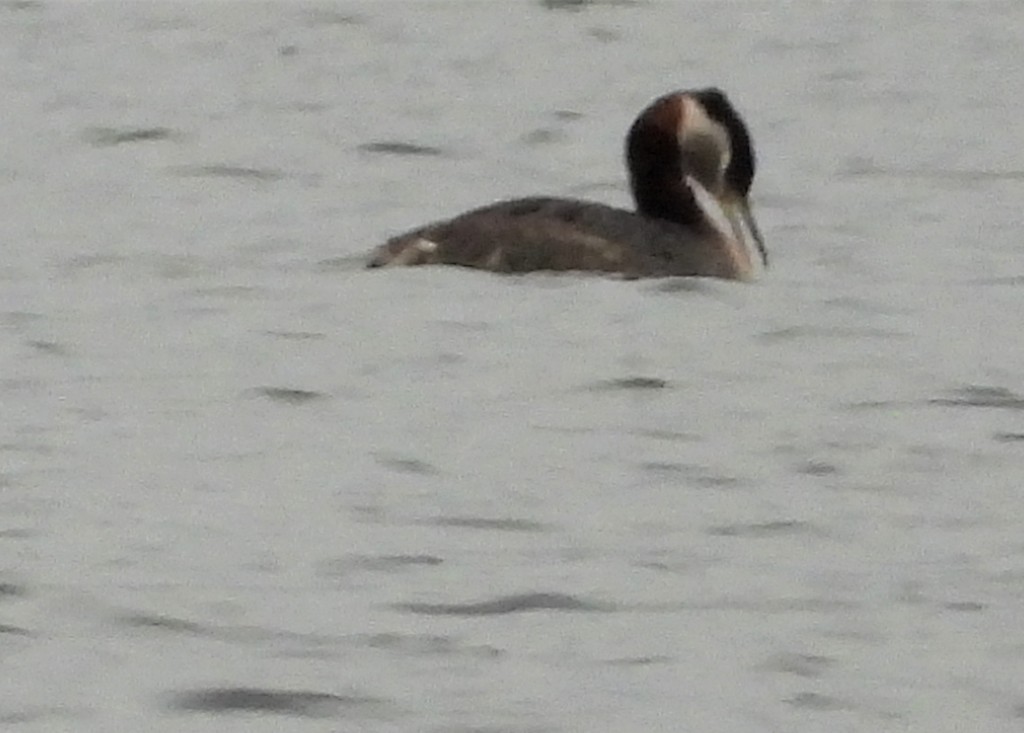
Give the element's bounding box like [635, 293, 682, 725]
[679, 96, 731, 172]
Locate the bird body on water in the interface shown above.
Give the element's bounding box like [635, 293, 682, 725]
[367, 88, 766, 280]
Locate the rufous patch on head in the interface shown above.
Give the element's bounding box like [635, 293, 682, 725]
[642, 93, 686, 140]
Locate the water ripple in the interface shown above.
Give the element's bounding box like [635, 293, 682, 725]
[117, 612, 209, 636]
[785, 691, 852, 711]
[249, 387, 328, 405]
[1, 0, 44, 11]
[423, 517, 549, 532]
[83, 126, 175, 147]
[394, 592, 610, 616]
[358, 141, 448, 157]
[375, 454, 439, 475]
[168, 164, 286, 182]
[587, 376, 669, 391]
[0, 623, 32, 636]
[165, 687, 386, 718]
[760, 652, 836, 678]
[0, 581, 28, 599]
[707, 520, 822, 538]
[930, 386, 1024, 410]
[758, 325, 907, 343]
[994, 432, 1024, 443]
[317, 554, 444, 577]
[840, 160, 1024, 183]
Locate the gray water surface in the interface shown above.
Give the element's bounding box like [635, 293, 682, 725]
[2, 2, 1024, 731]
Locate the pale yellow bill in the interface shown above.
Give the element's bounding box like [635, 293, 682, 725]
[685, 176, 769, 270]
[721, 192, 768, 269]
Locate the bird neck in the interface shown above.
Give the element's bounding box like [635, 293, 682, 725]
[630, 171, 710, 228]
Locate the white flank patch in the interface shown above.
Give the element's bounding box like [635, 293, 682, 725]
[414, 237, 438, 253]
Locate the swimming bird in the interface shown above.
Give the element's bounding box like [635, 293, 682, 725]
[366, 88, 766, 280]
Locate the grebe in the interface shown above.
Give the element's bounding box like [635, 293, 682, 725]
[366, 88, 767, 280]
